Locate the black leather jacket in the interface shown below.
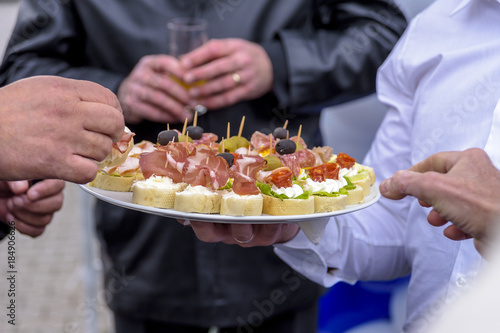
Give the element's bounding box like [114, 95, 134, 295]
[0, 0, 406, 328]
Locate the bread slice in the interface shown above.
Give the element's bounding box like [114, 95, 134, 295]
[220, 192, 263, 216]
[313, 194, 348, 213]
[89, 172, 137, 192]
[353, 163, 376, 186]
[352, 176, 371, 197]
[132, 176, 187, 208]
[262, 195, 314, 216]
[346, 185, 364, 205]
[174, 186, 221, 214]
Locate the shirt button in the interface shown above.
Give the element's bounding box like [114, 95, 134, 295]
[456, 277, 467, 287]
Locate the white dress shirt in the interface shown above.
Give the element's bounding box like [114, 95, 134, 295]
[275, 0, 500, 331]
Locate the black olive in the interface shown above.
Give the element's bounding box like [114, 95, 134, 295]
[186, 125, 204, 140]
[275, 139, 296, 155]
[157, 130, 179, 145]
[273, 127, 288, 140]
[217, 152, 235, 168]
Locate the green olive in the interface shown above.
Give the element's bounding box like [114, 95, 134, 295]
[264, 155, 282, 171]
[178, 135, 193, 143]
[218, 136, 249, 153]
[218, 138, 237, 153]
[232, 136, 249, 149]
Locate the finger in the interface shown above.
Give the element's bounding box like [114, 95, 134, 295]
[143, 72, 190, 105]
[427, 209, 448, 227]
[190, 221, 229, 243]
[26, 180, 65, 201]
[443, 225, 469, 241]
[147, 55, 186, 80]
[409, 151, 461, 174]
[68, 79, 122, 110]
[199, 85, 249, 110]
[252, 224, 285, 246]
[74, 129, 114, 163]
[381, 170, 451, 207]
[7, 181, 29, 195]
[184, 56, 239, 85]
[58, 155, 100, 184]
[180, 39, 234, 70]
[79, 102, 125, 143]
[418, 199, 431, 207]
[133, 85, 190, 123]
[230, 224, 255, 244]
[9, 193, 63, 216]
[189, 72, 242, 99]
[12, 217, 47, 238]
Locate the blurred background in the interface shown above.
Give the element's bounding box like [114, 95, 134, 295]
[0, 1, 434, 332]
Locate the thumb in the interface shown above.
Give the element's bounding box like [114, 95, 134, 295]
[7, 180, 30, 195]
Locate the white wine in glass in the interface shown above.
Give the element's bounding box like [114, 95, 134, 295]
[167, 17, 208, 115]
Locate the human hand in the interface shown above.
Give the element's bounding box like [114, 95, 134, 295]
[180, 38, 273, 110]
[0, 180, 65, 237]
[380, 148, 500, 255]
[118, 55, 192, 124]
[0, 76, 125, 183]
[180, 220, 300, 247]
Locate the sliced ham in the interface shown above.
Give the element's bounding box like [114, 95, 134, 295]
[139, 143, 189, 183]
[229, 155, 266, 195]
[183, 147, 229, 189]
[250, 131, 275, 153]
[193, 132, 218, 146]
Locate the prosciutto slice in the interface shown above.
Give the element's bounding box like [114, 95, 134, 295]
[279, 149, 317, 177]
[230, 155, 266, 195]
[250, 131, 275, 153]
[114, 130, 135, 153]
[139, 143, 190, 183]
[193, 132, 218, 146]
[183, 147, 229, 189]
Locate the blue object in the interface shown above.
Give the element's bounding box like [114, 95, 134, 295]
[318, 276, 410, 333]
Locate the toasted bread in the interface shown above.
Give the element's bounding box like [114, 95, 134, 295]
[89, 172, 137, 192]
[262, 195, 314, 216]
[132, 176, 187, 208]
[220, 192, 263, 216]
[313, 195, 348, 213]
[174, 186, 221, 214]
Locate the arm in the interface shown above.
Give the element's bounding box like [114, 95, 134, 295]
[270, 0, 407, 108]
[380, 149, 500, 256]
[0, 0, 123, 90]
[179, 0, 407, 111]
[186, 27, 416, 286]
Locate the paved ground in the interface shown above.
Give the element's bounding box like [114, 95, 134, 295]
[0, 183, 113, 333]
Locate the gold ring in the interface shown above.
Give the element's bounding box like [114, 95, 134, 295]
[232, 72, 241, 85]
[234, 234, 254, 244]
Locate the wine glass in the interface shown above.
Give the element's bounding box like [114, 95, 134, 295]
[167, 17, 208, 115]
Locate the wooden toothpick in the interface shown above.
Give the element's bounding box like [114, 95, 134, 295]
[238, 116, 245, 137]
[181, 118, 188, 135]
[193, 111, 198, 127]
